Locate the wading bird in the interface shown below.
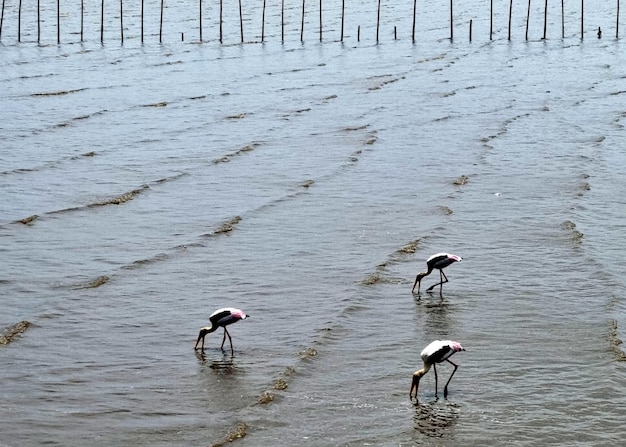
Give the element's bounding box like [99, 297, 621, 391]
[410, 339, 465, 400]
[412, 253, 462, 294]
[195, 307, 248, 354]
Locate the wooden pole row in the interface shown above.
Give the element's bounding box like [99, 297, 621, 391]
[1, 0, 622, 44]
[0, 0, 5, 40]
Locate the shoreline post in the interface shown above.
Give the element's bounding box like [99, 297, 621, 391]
[526, 0, 531, 40]
[490, 0, 493, 40]
[508, 0, 513, 40]
[450, 0, 453, 40]
[101, 0, 104, 42]
[543, 0, 548, 40]
[412, 0, 417, 42]
[262, 0, 266, 42]
[120, 0, 124, 43]
[18, 0, 22, 42]
[581, 0, 584, 39]
[238, 0, 243, 42]
[301, 0, 305, 42]
[81, 0, 84, 41]
[319, 0, 322, 41]
[160, 0, 164, 43]
[0, 0, 5, 41]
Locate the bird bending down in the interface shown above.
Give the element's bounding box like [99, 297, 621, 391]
[412, 253, 462, 294]
[410, 339, 465, 400]
[195, 307, 248, 355]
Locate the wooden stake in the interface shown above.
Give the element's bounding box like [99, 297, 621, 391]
[412, 0, 417, 42]
[0, 0, 5, 41]
[141, 0, 144, 42]
[238, 0, 243, 42]
[358, 25, 360, 42]
[18, 0, 22, 42]
[57, 0, 60, 44]
[526, 0, 530, 40]
[101, 0, 104, 42]
[508, 0, 513, 40]
[376, 0, 381, 42]
[262, 0, 266, 42]
[120, 0, 124, 43]
[469, 19, 472, 42]
[561, 0, 564, 38]
[341, 0, 345, 41]
[543, 0, 548, 39]
[617, 0, 620, 38]
[490, 0, 493, 40]
[220, 0, 223, 43]
[450, 0, 453, 40]
[281, 0, 285, 42]
[199, 0, 203, 42]
[319, 0, 322, 41]
[581, 0, 584, 39]
[38, 0, 41, 43]
[160, 0, 164, 43]
[81, 0, 84, 41]
[301, 0, 305, 42]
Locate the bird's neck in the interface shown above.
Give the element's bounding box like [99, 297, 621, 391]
[417, 270, 430, 280]
[414, 364, 431, 377]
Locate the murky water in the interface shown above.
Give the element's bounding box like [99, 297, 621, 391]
[1, 0, 625, 445]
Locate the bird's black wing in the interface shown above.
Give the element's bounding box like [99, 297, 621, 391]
[429, 345, 453, 363]
[209, 310, 233, 325]
[429, 254, 451, 269]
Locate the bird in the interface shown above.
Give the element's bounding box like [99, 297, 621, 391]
[410, 339, 465, 400]
[194, 307, 248, 354]
[412, 253, 462, 294]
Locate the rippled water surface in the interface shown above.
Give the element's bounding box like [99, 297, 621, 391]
[1, 0, 625, 445]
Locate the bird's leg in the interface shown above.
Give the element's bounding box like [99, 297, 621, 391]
[441, 270, 449, 286]
[224, 327, 234, 355]
[443, 360, 459, 398]
[426, 270, 449, 292]
[220, 329, 227, 350]
[433, 364, 438, 397]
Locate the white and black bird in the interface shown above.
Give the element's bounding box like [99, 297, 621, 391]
[195, 307, 248, 354]
[410, 339, 465, 400]
[412, 253, 462, 294]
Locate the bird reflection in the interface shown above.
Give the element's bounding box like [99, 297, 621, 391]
[412, 399, 460, 438]
[414, 293, 455, 337]
[195, 349, 238, 375]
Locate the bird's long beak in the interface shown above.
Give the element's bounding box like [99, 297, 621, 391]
[410, 374, 421, 399]
[194, 331, 205, 350]
[412, 277, 421, 294]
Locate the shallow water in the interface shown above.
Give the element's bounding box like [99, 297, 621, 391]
[1, 0, 626, 445]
